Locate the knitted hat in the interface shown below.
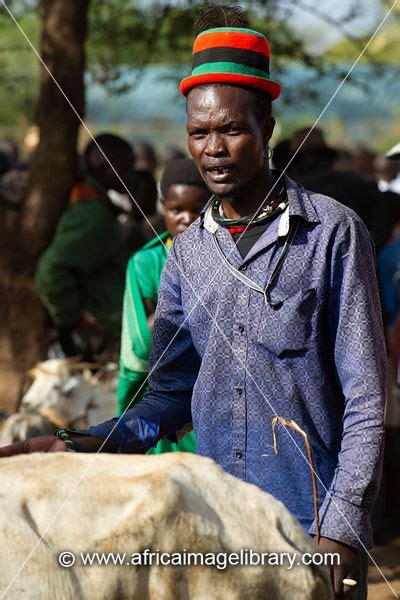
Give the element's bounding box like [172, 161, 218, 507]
[180, 26, 281, 100]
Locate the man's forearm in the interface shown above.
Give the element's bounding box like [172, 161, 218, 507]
[92, 243, 198, 454]
[83, 390, 192, 453]
[309, 414, 384, 549]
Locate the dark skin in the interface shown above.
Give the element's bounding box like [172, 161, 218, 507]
[143, 183, 209, 327]
[0, 84, 359, 597]
[162, 183, 208, 238]
[186, 85, 276, 219]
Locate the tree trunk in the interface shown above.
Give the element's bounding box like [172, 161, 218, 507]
[21, 0, 89, 253]
[0, 0, 89, 415]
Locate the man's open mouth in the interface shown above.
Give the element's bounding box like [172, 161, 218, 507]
[205, 165, 234, 182]
[206, 166, 233, 175]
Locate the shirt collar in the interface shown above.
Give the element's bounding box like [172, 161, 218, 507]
[285, 174, 320, 225]
[200, 174, 320, 235]
[202, 196, 218, 233]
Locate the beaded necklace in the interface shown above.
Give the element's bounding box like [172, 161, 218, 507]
[211, 183, 287, 232]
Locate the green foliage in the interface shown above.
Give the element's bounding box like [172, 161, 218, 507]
[326, 20, 400, 63]
[86, 0, 320, 68]
[0, 0, 396, 131]
[87, 2, 197, 90]
[0, 11, 39, 126]
[86, 0, 330, 102]
[323, 0, 400, 63]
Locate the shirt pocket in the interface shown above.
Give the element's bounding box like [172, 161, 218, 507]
[257, 287, 317, 358]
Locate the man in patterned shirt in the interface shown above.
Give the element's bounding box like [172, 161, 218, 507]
[1, 5, 386, 599]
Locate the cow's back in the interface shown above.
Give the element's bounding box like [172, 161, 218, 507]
[0, 452, 333, 599]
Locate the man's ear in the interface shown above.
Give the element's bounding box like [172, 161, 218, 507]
[263, 116, 276, 146]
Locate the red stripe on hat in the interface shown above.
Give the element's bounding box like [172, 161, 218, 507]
[193, 31, 270, 59]
[180, 72, 281, 99]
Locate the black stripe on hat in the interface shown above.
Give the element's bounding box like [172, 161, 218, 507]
[192, 47, 270, 75]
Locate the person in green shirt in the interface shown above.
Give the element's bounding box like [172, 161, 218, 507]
[118, 158, 210, 454]
[35, 134, 134, 359]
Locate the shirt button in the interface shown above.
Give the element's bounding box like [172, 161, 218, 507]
[236, 388, 243, 396]
[235, 451, 243, 459]
[238, 324, 245, 333]
[239, 264, 247, 272]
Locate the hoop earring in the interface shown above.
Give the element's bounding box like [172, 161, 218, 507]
[264, 145, 273, 160]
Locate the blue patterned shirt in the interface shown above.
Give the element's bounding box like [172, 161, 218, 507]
[89, 176, 386, 550]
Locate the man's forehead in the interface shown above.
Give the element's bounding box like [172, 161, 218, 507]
[186, 85, 250, 122]
[188, 84, 251, 106]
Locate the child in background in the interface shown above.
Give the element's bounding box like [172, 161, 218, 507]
[117, 158, 210, 454]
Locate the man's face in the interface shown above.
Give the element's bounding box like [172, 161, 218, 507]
[186, 85, 274, 199]
[162, 184, 209, 237]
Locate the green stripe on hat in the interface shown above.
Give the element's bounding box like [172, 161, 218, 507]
[192, 61, 271, 80]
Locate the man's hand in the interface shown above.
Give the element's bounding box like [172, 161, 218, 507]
[0, 434, 110, 457]
[0, 436, 68, 457]
[318, 536, 360, 598]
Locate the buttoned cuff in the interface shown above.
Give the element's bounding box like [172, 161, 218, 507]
[86, 414, 160, 454]
[308, 493, 373, 550]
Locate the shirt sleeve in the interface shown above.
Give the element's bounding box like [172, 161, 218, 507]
[309, 218, 387, 550]
[117, 253, 155, 415]
[87, 240, 201, 452]
[132, 250, 158, 302]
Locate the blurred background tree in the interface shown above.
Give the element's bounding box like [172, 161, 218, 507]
[3, 0, 395, 128]
[0, 11, 39, 128]
[0, 0, 88, 411]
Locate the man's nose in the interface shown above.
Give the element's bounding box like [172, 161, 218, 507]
[205, 133, 226, 156]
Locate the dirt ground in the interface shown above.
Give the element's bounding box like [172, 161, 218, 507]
[369, 537, 400, 599]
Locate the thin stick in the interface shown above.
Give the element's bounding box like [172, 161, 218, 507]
[272, 416, 320, 546]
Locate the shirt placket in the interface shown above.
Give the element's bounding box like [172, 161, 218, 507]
[212, 222, 283, 482]
[230, 238, 281, 481]
[231, 262, 251, 480]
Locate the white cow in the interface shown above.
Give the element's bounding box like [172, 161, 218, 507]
[0, 359, 117, 445]
[0, 452, 333, 599]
